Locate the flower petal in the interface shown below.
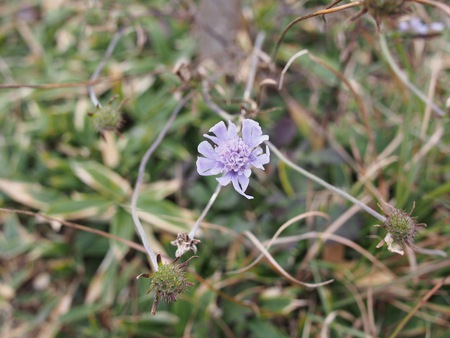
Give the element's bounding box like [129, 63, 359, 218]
[216, 172, 233, 186]
[387, 241, 404, 256]
[198, 141, 216, 159]
[204, 121, 228, 145]
[242, 119, 269, 148]
[384, 233, 404, 255]
[226, 120, 238, 140]
[231, 175, 253, 199]
[388, 241, 405, 255]
[250, 145, 270, 169]
[197, 119, 269, 200]
[196, 157, 223, 176]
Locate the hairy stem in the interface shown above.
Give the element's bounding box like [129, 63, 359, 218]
[407, 0, 450, 16]
[266, 141, 386, 222]
[243, 32, 265, 102]
[131, 93, 193, 271]
[201, 82, 234, 120]
[379, 33, 445, 117]
[89, 28, 125, 108]
[188, 183, 221, 239]
[272, 2, 362, 60]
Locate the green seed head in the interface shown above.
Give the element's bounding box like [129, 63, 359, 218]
[90, 105, 123, 132]
[89, 96, 125, 133]
[380, 202, 427, 250]
[385, 209, 416, 246]
[137, 254, 197, 315]
[148, 262, 192, 303]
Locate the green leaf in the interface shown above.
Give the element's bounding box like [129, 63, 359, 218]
[424, 181, 450, 200]
[110, 209, 136, 255]
[71, 161, 131, 200]
[139, 180, 182, 201]
[46, 196, 115, 220]
[259, 296, 292, 313]
[85, 248, 120, 305]
[248, 320, 289, 338]
[0, 179, 62, 209]
[0, 213, 35, 257]
[58, 303, 105, 324]
[120, 312, 179, 334]
[130, 199, 193, 235]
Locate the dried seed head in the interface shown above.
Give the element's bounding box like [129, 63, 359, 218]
[171, 233, 201, 257]
[172, 59, 205, 88]
[376, 201, 426, 255]
[364, 0, 409, 26]
[137, 254, 197, 315]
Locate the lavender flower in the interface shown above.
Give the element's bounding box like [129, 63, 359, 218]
[196, 119, 270, 199]
[398, 17, 445, 36]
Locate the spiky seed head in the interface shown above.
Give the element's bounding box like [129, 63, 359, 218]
[90, 105, 122, 132]
[137, 254, 197, 315]
[89, 96, 124, 133]
[147, 261, 193, 303]
[385, 208, 423, 248]
[376, 201, 427, 255]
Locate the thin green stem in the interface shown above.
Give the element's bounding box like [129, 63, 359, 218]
[267, 141, 386, 222]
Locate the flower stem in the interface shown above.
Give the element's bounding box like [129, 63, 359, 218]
[89, 28, 125, 108]
[243, 32, 265, 102]
[266, 141, 386, 223]
[131, 93, 193, 271]
[271, 1, 362, 60]
[415, 246, 447, 257]
[201, 82, 234, 120]
[188, 183, 222, 240]
[379, 33, 445, 117]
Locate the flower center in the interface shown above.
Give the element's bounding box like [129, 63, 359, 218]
[215, 138, 251, 173]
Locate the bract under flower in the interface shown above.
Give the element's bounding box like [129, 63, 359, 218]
[196, 119, 270, 199]
[376, 232, 404, 255]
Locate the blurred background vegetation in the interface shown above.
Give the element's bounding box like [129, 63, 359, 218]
[0, 0, 449, 337]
